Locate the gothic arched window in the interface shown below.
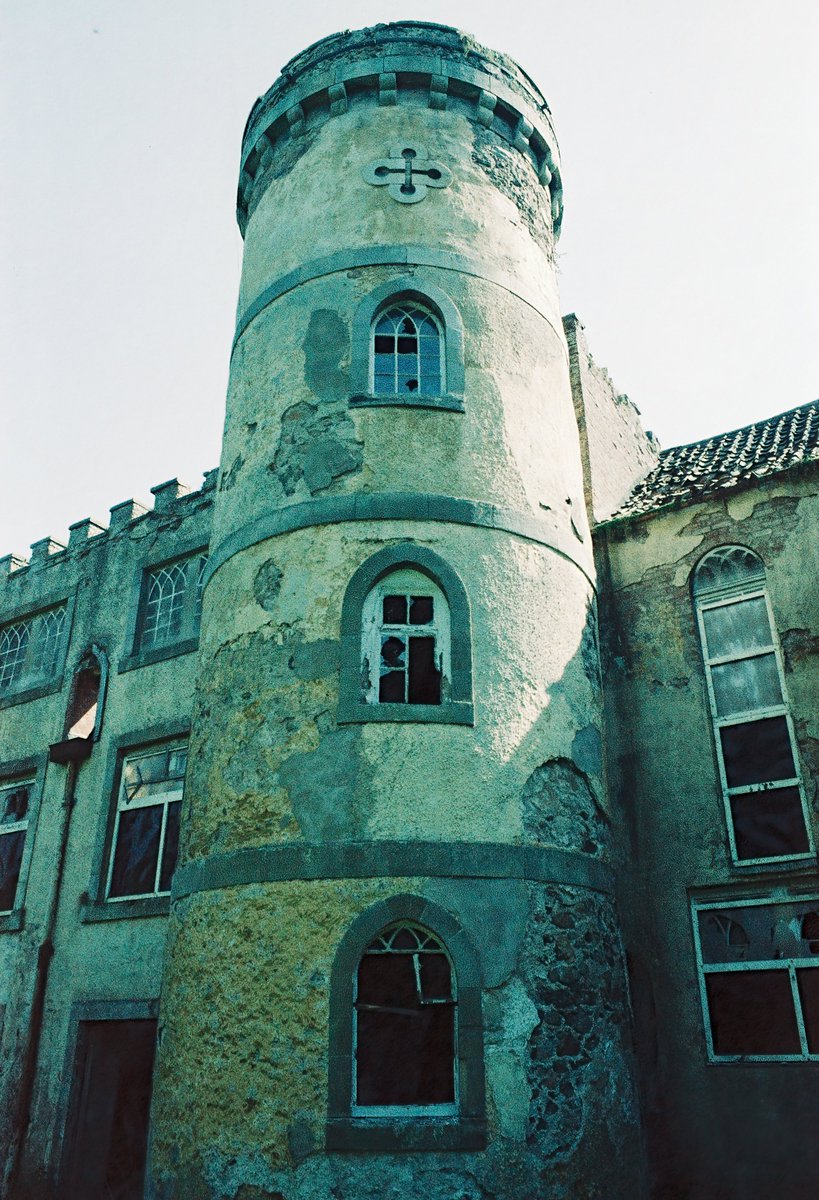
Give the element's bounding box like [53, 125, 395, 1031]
[354, 924, 456, 1112]
[327, 894, 486, 1151]
[337, 544, 473, 726]
[692, 545, 813, 864]
[371, 304, 443, 397]
[350, 278, 465, 412]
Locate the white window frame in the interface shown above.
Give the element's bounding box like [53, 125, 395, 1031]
[691, 894, 819, 1063]
[351, 923, 458, 1117]
[105, 743, 187, 902]
[361, 570, 450, 707]
[694, 561, 813, 866]
[0, 604, 67, 695]
[137, 552, 207, 652]
[369, 302, 445, 397]
[0, 777, 34, 914]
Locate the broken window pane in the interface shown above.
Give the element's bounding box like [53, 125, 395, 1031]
[711, 654, 782, 717]
[408, 636, 441, 704]
[729, 787, 809, 859]
[796, 970, 819, 1053]
[720, 716, 796, 786]
[371, 304, 442, 396]
[409, 595, 433, 624]
[705, 969, 800, 1055]
[702, 597, 771, 658]
[107, 746, 186, 900]
[801, 912, 819, 955]
[355, 926, 455, 1107]
[382, 595, 407, 623]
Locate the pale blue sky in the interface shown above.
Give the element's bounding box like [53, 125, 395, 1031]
[2, 0, 817, 554]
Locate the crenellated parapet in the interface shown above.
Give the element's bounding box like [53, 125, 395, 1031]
[238, 21, 563, 235]
[0, 469, 217, 595]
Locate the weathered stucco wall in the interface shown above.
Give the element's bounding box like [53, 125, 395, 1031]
[564, 314, 659, 525]
[0, 477, 213, 1197]
[599, 470, 819, 1199]
[151, 20, 643, 1200]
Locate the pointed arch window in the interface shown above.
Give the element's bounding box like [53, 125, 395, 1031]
[692, 545, 813, 864]
[327, 894, 486, 1151]
[354, 924, 456, 1113]
[338, 544, 473, 726]
[372, 305, 443, 397]
[350, 278, 465, 412]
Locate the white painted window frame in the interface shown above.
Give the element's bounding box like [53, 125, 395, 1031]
[138, 552, 208, 652]
[0, 604, 67, 694]
[361, 570, 450, 706]
[694, 576, 813, 866]
[691, 894, 819, 1063]
[105, 743, 187, 902]
[351, 923, 459, 1118]
[369, 302, 445, 397]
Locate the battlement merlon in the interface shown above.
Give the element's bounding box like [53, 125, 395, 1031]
[0, 469, 217, 591]
[237, 21, 563, 237]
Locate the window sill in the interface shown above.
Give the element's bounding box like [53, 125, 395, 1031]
[337, 700, 473, 726]
[326, 1115, 486, 1152]
[80, 895, 171, 923]
[118, 637, 199, 674]
[0, 908, 25, 934]
[350, 393, 464, 413]
[0, 678, 63, 711]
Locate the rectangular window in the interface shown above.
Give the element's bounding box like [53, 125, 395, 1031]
[0, 778, 33, 912]
[378, 593, 441, 705]
[0, 604, 66, 695]
[693, 897, 819, 1061]
[136, 552, 207, 652]
[696, 588, 812, 864]
[106, 744, 186, 901]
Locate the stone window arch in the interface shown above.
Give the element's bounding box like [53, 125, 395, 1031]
[350, 277, 465, 412]
[692, 545, 812, 864]
[338, 544, 473, 726]
[326, 893, 486, 1152]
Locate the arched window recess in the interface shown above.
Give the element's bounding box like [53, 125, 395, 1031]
[349, 277, 465, 412]
[326, 894, 486, 1152]
[49, 645, 108, 765]
[337, 544, 473, 726]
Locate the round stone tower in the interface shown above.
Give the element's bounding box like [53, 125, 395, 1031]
[150, 22, 644, 1200]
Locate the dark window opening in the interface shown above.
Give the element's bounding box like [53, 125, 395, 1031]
[61, 1019, 156, 1200]
[729, 787, 810, 860]
[355, 926, 455, 1108]
[107, 746, 186, 900]
[0, 782, 29, 912]
[796, 970, 819, 1053]
[378, 594, 441, 705]
[705, 970, 800, 1056]
[720, 716, 796, 787]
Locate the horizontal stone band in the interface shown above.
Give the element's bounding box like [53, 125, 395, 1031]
[203, 492, 596, 591]
[171, 840, 614, 901]
[233, 244, 565, 350]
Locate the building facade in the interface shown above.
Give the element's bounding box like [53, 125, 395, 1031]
[0, 22, 816, 1200]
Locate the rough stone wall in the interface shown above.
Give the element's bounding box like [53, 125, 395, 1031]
[564, 314, 659, 525]
[598, 469, 819, 1199]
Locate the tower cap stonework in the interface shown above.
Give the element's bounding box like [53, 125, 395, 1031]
[237, 20, 563, 236]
